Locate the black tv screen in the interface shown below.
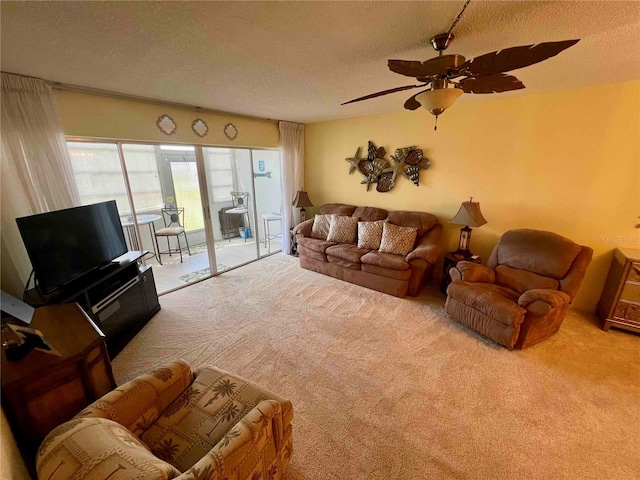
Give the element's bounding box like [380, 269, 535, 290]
[16, 200, 128, 294]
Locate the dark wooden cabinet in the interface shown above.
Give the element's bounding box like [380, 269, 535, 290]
[597, 248, 640, 333]
[1, 303, 116, 472]
[25, 251, 160, 358]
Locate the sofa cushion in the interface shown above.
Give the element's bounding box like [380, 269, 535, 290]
[362, 263, 412, 280]
[495, 265, 560, 294]
[492, 229, 582, 279]
[298, 236, 337, 254]
[357, 220, 384, 250]
[326, 244, 370, 263]
[319, 203, 357, 216]
[352, 206, 388, 221]
[327, 215, 358, 244]
[298, 244, 327, 262]
[327, 255, 361, 270]
[386, 211, 439, 237]
[379, 222, 418, 256]
[311, 214, 332, 240]
[361, 251, 410, 271]
[447, 281, 526, 326]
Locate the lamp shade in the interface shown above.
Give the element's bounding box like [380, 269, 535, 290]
[450, 199, 487, 227]
[292, 190, 313, 208]
[415, 88, 463, 116]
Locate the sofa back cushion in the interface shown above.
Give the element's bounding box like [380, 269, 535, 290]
[379, 222, 418, 256]
[386, 211, 439, 237]
[327, 215, 358, 244]
[311, 214, 332, 240]
[358, 220, 385, 250]
[495, 265, 560, 294]
[352, 206, 388, 221]
[488, 229, 582, 279]
[319, 203, 357, 216]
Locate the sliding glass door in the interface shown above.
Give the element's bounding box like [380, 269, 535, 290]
[203, 147, 258, 270]
[67, 140, 280, 295]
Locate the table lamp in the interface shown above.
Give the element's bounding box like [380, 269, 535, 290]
[449, 197, 487, 259]
[292, 190, 313, 222]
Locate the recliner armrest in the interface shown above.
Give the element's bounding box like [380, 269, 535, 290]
[517, 289, 571, 316]
[406, 224, 442, 264]
[292, 218, 313, 237]
[76, 359, 194, 437]
[450, 261, 495, 284]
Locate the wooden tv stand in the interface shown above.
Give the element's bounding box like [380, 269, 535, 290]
[25, 251, 160, 358]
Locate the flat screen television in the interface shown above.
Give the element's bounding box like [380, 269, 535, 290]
[16, 200, 128, 294]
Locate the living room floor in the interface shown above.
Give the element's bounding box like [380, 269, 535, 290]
[112, 254, 640, 480]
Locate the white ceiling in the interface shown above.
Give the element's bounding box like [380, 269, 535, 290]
[2, 1, 639, 124]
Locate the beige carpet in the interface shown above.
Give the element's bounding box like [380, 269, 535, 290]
[113, 254, 640, 480]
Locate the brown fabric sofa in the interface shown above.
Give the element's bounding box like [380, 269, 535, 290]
[37, 360, 293, 480]
[445, 229, 593, 349]
[292, 203, 442, 297]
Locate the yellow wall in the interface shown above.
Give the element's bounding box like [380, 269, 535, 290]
[305, 80, 640, 312]
[55, 90, 279, 147]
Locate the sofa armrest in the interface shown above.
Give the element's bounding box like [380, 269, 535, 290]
[450, 261, 495, 284]
[76, 359, 194, 437]
[292, 218, 313, 237]
[406, 224, 442, 264]
[177, 399, 286, 480]
[517, 289, 571, 316]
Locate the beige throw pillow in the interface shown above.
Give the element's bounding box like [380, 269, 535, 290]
[357, 220, 385, 250]
[379, 222, 418, 256]
[327, 215, 358, 244]
[311, 214, 332, 240]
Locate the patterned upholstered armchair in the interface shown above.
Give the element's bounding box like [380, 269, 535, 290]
[445, 229, 592, 349]
[36, 360, 293, 480]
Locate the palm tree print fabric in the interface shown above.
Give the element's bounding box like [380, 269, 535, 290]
[141, 366, 293, 473]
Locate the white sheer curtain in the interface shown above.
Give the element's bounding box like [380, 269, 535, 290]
[1, 72, 80, 213]
[1, 72, 80, 295]
[279, 121, 304, 255]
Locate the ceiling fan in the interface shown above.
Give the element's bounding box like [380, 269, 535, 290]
[341, 1, 579, 129]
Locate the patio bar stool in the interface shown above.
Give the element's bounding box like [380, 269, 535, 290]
[154, 207, 191, 264]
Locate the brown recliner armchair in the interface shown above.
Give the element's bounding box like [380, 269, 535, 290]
[445, 229, 593, 349]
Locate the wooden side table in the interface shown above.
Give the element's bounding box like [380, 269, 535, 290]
[1, 303, 116, 470]
[441, 252, 482, 294]
[597, 248, 640, 333]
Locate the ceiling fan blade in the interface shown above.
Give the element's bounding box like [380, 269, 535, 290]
[341, 84, 426, 105]
[461, 39, 579, 76]
[389, 55, 466, 79]
[459, 74, 525, 94]
[404, 92, 425, 111]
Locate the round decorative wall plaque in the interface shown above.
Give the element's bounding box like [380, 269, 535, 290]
[192, 119, 209, 137]
[224, 123, 238, 140]
[156, 114, 177, 135]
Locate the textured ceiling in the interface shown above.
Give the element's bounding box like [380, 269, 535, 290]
[2, 1, 639, 124]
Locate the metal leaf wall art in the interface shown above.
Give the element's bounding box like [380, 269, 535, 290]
[345, 141, 430, 192]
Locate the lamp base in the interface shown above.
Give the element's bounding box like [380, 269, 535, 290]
[299, 207, 306, 223]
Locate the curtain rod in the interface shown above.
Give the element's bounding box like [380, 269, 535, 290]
[1, 70, 280, 124]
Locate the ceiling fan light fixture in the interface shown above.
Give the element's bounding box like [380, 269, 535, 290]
[415, 87, 463, 117]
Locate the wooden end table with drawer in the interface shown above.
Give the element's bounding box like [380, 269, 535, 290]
[1, 303, 116, 471]
[597, 248, 640, 333]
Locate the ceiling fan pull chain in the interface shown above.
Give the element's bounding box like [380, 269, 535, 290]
[434, 116, 439, 131]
